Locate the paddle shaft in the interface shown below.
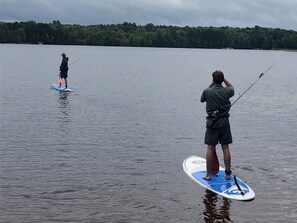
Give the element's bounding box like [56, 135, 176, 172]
[234, 175, 245, 196]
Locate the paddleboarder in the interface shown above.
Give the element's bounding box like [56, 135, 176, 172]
[200, 70, 234, 180]
[59, 53, 69, 88]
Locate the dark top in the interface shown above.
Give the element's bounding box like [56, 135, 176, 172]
[201, 84, 234, 115]
[201, 84, 234, 128]
[60, 57, 68, 71]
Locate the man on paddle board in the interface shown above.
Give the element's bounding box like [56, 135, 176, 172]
[59, 53, 69, 88]
[200, 70, 234, 180]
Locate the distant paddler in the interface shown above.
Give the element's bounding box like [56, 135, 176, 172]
[59, 53, 69, 88]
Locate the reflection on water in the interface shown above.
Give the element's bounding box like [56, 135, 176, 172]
[57, 92, 71, 124]
[203, 190, 232, 223]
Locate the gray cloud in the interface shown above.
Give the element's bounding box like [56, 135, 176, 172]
[1, 0, 297, 30]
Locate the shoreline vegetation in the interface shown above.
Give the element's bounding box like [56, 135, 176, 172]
[1, 20, 297, 50]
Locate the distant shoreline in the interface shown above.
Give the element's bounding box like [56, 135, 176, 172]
[1, 43, 297, 52]
[1, 21, 297, 50]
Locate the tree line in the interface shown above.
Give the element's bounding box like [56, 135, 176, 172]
[1, 20, 297, 49]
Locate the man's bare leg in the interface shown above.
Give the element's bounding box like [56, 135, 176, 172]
[221, 144, 231, 179]
[65, 78, 68, 88]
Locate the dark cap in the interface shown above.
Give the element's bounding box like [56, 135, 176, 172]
[61, 53, 66, 57]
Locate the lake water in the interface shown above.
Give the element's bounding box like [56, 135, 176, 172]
[1, 44, 297, 223]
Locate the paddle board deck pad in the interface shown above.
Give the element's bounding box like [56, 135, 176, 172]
[183, 155, 255, 201]
[51, 84, 72, 92]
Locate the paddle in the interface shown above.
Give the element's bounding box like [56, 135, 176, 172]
[212, 149, 219, 174]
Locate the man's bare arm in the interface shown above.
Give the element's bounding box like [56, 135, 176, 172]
[223, 78, 233, 88]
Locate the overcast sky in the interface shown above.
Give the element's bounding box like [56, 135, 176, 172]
[1, 0, 297, 30]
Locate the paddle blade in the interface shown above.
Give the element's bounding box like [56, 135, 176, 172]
[212, 149, 219, 174]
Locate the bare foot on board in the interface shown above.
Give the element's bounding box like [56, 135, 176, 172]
[203, 175, 211, 180]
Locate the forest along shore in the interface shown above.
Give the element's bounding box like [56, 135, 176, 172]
[1, 21, 297, 50]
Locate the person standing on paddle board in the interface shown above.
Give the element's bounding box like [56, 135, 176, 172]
[200, 70, 234, 180]
[59, 53, 69, 88]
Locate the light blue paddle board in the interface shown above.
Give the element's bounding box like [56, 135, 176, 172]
[183, 155, 255, 201]
[51, 84, 72, 92]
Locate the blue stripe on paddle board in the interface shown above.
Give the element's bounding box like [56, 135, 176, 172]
[192, 170, 250, 195]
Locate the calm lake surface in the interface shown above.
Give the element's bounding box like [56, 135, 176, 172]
[1, 44, 297, 223]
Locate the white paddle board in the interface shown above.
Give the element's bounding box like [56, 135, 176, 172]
[183, 155, 255, 201]
[51, 84, 72, 92]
